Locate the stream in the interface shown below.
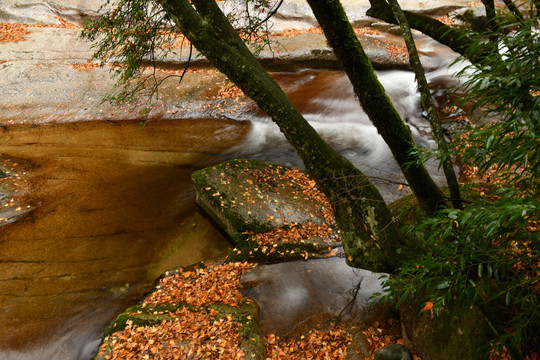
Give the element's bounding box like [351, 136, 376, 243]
[0, 63, 462, 359]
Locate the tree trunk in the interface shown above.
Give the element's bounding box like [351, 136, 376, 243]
[482, 0, 497, 27]
[367, 0, 487, 63]
[157, 0, 412, 272]
[306, 0, 447, 215]
[502, 0, 524, 23]
[387, 0, 463, 209]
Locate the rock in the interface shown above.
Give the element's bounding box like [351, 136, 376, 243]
[0, 0, 101, 25]
[240, 257, 389, 337]
[192, 159, 328, 236]
[346, 331, 372, 359]
[374, 344, 412, 360]
[0, 0, 471, 127]
[399, 298, 494, 360]
[95, 300, 265, 360]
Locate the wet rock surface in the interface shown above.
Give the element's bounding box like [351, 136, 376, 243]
[240, 257, 388, 338]
[0, 0, 476, 358]
[374, 344, 413, 360]
[0, 119, 249, 358]
[0, 0, 470, 126]
[192, 159, 327, 236]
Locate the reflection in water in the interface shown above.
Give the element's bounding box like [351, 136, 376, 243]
[0, 119, 249, 359]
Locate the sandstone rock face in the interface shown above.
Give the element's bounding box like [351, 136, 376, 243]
[0, 0, 471, 126]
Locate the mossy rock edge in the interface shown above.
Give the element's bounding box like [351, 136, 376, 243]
[94, 300, 265, 360]
[191, 159, 328, 240]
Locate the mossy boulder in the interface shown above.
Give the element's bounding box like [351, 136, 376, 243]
[95, 300, 265, 360]
[399, 298, 494, 360]
[192, 159, 328, 237]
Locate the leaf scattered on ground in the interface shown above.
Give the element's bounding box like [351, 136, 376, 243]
[362, 325, 421, 360]
[0, 23, 30, 42]
[1, 18, 79, 43]
[71, 61, 101, 71]
[143, 262, 255, 307]
[266, 327, 351, 359]
[98, 307, 246, 360]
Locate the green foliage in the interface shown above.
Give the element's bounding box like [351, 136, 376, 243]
[382, 9, 540, 358]
[454, 10, 540, 192]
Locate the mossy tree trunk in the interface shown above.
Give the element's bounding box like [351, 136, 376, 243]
[387, 0, 463, 209]
[306, 0, 447, 215]
[366, 0, 488, 63]
[157, 0, 414, 272]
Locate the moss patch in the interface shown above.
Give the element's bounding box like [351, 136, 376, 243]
[226, 232, 339, 264]
[400, 297, 494, 360]
[96, 300, 265, 360]
[191, 159, 328, 238]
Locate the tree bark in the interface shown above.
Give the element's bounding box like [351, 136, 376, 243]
[387, 0, 462, 209]
[502, 0, 524, 23]
[306, 0, 447, 215]
[482, 0, 497, 27]
[157, 0, 412, 272]
[367, 0, 487, 63]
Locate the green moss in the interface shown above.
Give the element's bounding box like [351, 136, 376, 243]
[101, 303, 196, 338]
[400, 297, 494, 360]
[97, 300, 266, 360]
[191, 159, 292, 236]
[225, 232, 336, 264]
[210, 300, 266, 360]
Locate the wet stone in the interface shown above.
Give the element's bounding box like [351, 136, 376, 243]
[374, 344, 413, 360]
[240, 257, 389, 337]
[192, 159, 328, 236]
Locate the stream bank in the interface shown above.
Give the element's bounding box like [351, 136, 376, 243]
[0, 0, 478, 358]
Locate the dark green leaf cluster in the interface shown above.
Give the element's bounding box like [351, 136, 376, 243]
[454, 10, 539, 191]
[380, 189, 539, 356]
[383, 7, 539, 358]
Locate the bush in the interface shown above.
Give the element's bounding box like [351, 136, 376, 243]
[381, 8, 539, 359]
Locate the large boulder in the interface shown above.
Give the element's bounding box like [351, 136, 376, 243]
[399, 298, 494, 360]
[192, 159, 329, 236]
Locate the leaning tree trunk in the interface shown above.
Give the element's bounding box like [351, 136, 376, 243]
[387, 0, 463, 209]
[502, 0, 525, 23]
[366, 0, 488, 63]
[157, 0, 413, 272]
[482, 0, 497, 28]
[306, 0, 447, 215]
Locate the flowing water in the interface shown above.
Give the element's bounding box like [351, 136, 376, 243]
[0, 62, 461, 359]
